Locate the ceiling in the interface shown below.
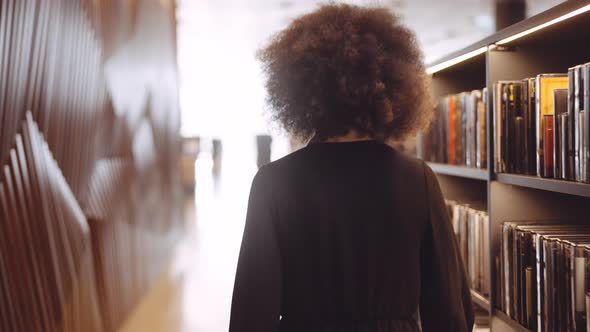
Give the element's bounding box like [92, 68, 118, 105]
[174, 0, 564, 137]
[177, 0, 564, 64]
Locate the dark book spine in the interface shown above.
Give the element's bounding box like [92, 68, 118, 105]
[536, 77, 544, 177]
[555, 111, 562, 179]
[581, 110, 587, 183]
[544, 115, 555, 178]
[529, 79, 537, 175]
[553, 89, 569, 179]
[505, 84, 514, 173]
[561, 113, 570, 180]
[502, 84, 509, 173]
[583, 64, 590, 183]
[522, 80, 530, 174]
[567, 68, 576, 181]
[573, 66, 583, 182]
[526, 266, 535, 329]
[536, 235, 545, 331]
[515, 117, 524, 174]
[574, 247, 587, 331]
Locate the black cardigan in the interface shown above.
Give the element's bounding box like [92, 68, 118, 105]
[229, 140, 474, 332]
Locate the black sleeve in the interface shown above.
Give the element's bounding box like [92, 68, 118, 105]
[419, 164, 474, 332]
[229, 166, 282, 332]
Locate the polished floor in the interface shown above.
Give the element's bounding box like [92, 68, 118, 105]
[119, 142, 490, 332]
[121, 140, 258, 332]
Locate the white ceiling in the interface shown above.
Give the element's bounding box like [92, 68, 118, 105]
[175, 0, 564, 137]
[177, 0, 564, 64]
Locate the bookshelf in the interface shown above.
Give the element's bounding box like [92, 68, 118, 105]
[471, 289, 492, 313]
[496, 173, 590, 198]
[423, 1, 590, 330]
[427, 162, 488, 180]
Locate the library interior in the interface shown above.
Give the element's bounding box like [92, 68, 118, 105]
[1, 0, 590, 331]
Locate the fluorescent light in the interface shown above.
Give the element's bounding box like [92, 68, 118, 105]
[497, 4, 590, 45]
[426, 46, 488, 75]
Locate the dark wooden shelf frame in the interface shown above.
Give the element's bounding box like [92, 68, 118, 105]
[493, 311, 531, 332]
[471, 289, 491, 312]
[427, 163, 489, 181]
[496, 173, 590, 198]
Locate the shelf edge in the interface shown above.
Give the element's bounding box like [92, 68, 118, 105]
[496, 173, 590, 198]
[427, 163, 489, 180]
[493, 311, 531, 332]
[470, 289, 491, 312]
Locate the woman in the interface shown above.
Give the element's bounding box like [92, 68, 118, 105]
[229, 4, 474, 332]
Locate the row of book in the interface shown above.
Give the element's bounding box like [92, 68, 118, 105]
[418, 89, 487, 168]
[446, 201, 490, 296]
[500, 222, 590, 332]
[493, 62, 590, 182]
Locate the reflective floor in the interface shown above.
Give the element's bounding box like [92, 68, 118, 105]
[119, 139, 490, 332]
[120, 139, 259, 332]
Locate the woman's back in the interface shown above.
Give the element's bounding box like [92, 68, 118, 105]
[230, 141, 474, 332]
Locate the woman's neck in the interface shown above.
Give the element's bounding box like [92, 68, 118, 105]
[312, 130, 374, 143]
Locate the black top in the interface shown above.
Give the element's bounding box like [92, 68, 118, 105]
[229, 140, 474, 332]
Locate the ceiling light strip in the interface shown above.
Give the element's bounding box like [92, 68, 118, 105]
[497, 4, 590, 45]
[426, 46, 488, 75]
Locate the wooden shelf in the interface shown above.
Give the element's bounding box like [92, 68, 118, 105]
[496, 173, 590, 198]
[471, 289, 491, 312]
[492, 311, 531, 332]
[427, 163, 488, 180]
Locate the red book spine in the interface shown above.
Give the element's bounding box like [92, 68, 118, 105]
[544, 114, 554, 178]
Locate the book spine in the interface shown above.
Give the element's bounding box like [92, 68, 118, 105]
[583, 64, 590, 183]
[536, 77, 543, 177]
[495, 83, 504, 173]
[522, 80, 530, 175]
[476, 91, 486, 169]
[449, 96, 456, 165]
[536, 234, 544, 331]
[568, 68, 576, 181]
[554, 109, 561, 179]
[529, 79, 537, 175]
[504, 84, 512, 173]
[504, 224, 512, 317]
[575, 248, 586, 331]
[553, 89, 569, 180]
[515, 116, 524, 174]
[575, 67, 582, 182]
[581, 110, 587, 183]
[544, 114, 555, 178]
[561, 113, 569, 180]
[526, 266, 534, 328]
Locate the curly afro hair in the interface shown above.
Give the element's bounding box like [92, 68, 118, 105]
[257, 3, 433, 142]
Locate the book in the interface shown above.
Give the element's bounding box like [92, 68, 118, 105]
[447, 201, 489, 298]
[418, 89, 487, 169]
[544, 114, 555, 178]
[477, 88, 487, 169]
[526, 78, 538, 175]
[568, 67, 578, 181]
[500, 222, 590, 331]
[560, 113, 570, 180]
[553, 89, 569, 179]
[535, 74, 569, 178]
[491, 67, 590, 183]
[583, 64, 590, 184]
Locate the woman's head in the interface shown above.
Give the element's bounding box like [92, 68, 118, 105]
[258, 3, 433, 142]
